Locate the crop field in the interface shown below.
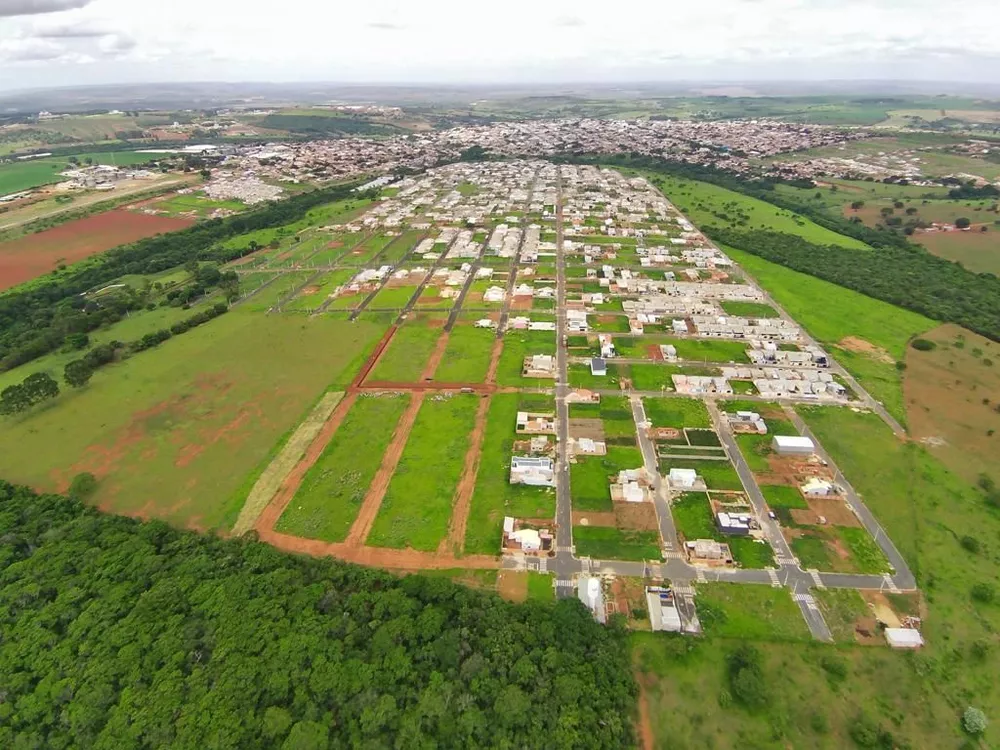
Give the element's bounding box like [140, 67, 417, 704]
[0, 210, 194, 291]
[367, 394, 480, 550]
[275, 393, 410, 542]
[465, 393, 557, 555]
[367, 321, 444, 382]
[433, 325, 496, 383]
[903, 324, 1000, 484]
[0, 310, 386, 530]
[724, 244, 934, 424]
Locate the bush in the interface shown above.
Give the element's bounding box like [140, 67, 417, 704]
[911, 339, 936, 352]
[68, 472, 98, 500]
[956, 217, 971, 229]
[971, 582, 995, 604]
[963, 706, 987, 735]
[726, 645, 768, 710]
[960, 536, 981, 554]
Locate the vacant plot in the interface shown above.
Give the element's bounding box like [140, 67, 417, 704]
[284, 268, 356, 312]
[0, 210, 194, 291]
[0, 310, 386, 530]
[642, 397, 711, 429]
[495, 331, 556, 387]
[573, 526, 661, 561]
[903, 323, 1000, 484]
[367, 394, 480, 551]
[370, 282, 420, 310]
[368, 322, 443, 382]
[724, 245, 934, 425]
[720, 300, 780, 318]
[571, 446, 644, 512]
[696, 582, 810, 641]
[434, 325, 495, 383]
[671, 492, 774, 568]
[663, 457, 743, 491]
[275, 394, 410, 542]
[464, 393, 557, 555]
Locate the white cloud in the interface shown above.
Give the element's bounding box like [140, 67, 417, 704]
[0, 0, 998, 88]
[0, 0, 91, 17]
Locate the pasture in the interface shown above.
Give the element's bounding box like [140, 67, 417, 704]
[0, 310, 386, 530]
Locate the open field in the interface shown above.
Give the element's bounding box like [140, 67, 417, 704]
[367, 393, 480, 550]
[145, 192, 246, 218]
[573, 526, 661, 561]
[642, 397, 712, 429]
[724, 244, 934, 425]
[903, 323, 1000, 484]
[0, 210, 194, 291]
[0, 150, 168, 194]
[367, 321, 444, 382]
[696, 582, 810, 640]
[275, 393, 411, 542]
[916, 228, 1000, 276]
[495, 331, 557, 387]
[433, 325, 496, 383]
[0, 310, 386, 530]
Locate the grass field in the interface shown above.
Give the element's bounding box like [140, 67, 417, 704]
[150, 192, 246, 218]
[653, 174, 871, 250]
[571, 446, 644, 512]
[433, 325, 495, 383]
[573, 526, 661, 561]
[368, 322, 443, 382]
[917, 228, 1000, 276]
[696, 583, 810, 640]
[0, 310, 386, 530]
[283, 269, 356, 312]
[642, 397, 711, 428]
[0, 150, 167, 194]
[812, 588, 870, 643]
[367, 394, 480, 550]
[903, 324, 1000, 484]
[275, 394, 410, 541]
[495, 331, 557, 387]
[723, 244, 934, 424]
[465, 393, 557, 554]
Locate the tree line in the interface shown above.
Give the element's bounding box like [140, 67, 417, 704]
[0, 482, 636, 749]
[0, 180, 365, 373]
[710, 228, 1000, 342]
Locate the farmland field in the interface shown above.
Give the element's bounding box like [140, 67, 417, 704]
[367, 393, 480, 550]
[276, 393, 410, 541]
[0, 310, 386, 530]
[0, 210, 194, 291]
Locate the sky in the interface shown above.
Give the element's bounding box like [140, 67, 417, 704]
[1, 0, 999, 92]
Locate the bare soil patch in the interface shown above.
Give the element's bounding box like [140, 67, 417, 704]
[497, 571, 528, 602]
[615, 502, 660, 531]
[569, 418, 606, 441]
[572, 511, 618, 527]
[647, 345, 664, 361]
[838, 336, 894, 364]
[0, 210, 194, 291]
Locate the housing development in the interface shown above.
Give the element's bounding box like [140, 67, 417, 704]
[222, 160, 918, 643]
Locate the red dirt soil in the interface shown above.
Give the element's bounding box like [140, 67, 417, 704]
[421, 331, 450, 380]
[0, 210, 194, 291]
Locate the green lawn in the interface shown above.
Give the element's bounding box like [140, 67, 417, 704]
[368, 323, 443, 382]
[367, 394, 480, 551]
[669, 338, 750, 363]
[573, 526, 661, 561]
[0, 150, 171, 194]
[663, 458, 743, 491]
[671, 493, 774, 568]
[434, 326, 495, 383]
[720, 300, 781, 318]
[495, 332, 557, 387]
[465, 393, 557, 555]
[0, 309, 386, 530]
[526, 572, 555, 602]
[276, 394, 410, 541]
[369, 283, 420, 310]
[723, 245, 934, 425]
[642, 397, 711, 428]
[695, 583, 811, 641]
[761, 484, 808, 510]
[571, 446, 644, 512]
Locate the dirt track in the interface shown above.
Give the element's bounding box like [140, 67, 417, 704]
[254, 393, 358, 533]
[422, 331, 450, 380]
[344, 392, 424, 546]
[439, 394, 491, 556]
[353, 325, 398, 388]
[486, 337, 504, 383]
[636, 673, 655, 750]
[256, 527, 500, 569]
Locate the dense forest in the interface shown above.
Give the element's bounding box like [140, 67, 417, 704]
[710, 228, 1000, 342]
[0, 181, 368, 371]
[0, 482, 636, 749]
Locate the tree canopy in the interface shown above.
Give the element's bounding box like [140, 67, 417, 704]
[0, 482, 636, 749]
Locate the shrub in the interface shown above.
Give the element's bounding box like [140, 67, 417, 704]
[911, 339, 936, 352]
[960, 536, 981, 554]
[971, 582, 995, 604]
[68, 472, 98, 500]
[963, 707, 987, 735]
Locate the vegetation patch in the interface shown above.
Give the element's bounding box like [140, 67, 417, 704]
[573, 526, 661, 561]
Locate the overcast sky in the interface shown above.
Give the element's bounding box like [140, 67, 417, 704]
[1, 0, 999, 91]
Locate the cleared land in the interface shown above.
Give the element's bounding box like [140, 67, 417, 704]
[367, 321, 444, 383]
[0, 210, 194, 291]
[367, 394, 480, 551]
[275, 393, 411, 542]
[0, 310, 386, 530]
[433, 325, 496, 383]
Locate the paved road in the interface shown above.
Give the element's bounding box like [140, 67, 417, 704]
[629, 395, 683, 553]
[552, 170, 574, 558]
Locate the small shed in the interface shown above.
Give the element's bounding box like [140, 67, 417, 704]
[885, 628, 924, 649]
[590, 358, 607, 376]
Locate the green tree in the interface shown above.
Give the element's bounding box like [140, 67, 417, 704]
[64, 359, 95, 388]
[956, 217, 971, 229]
[22, 372, 59, 405]
[68, 472, 98, 500]
[0, 383, 29, 415]
[963, 706, 987, 735]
